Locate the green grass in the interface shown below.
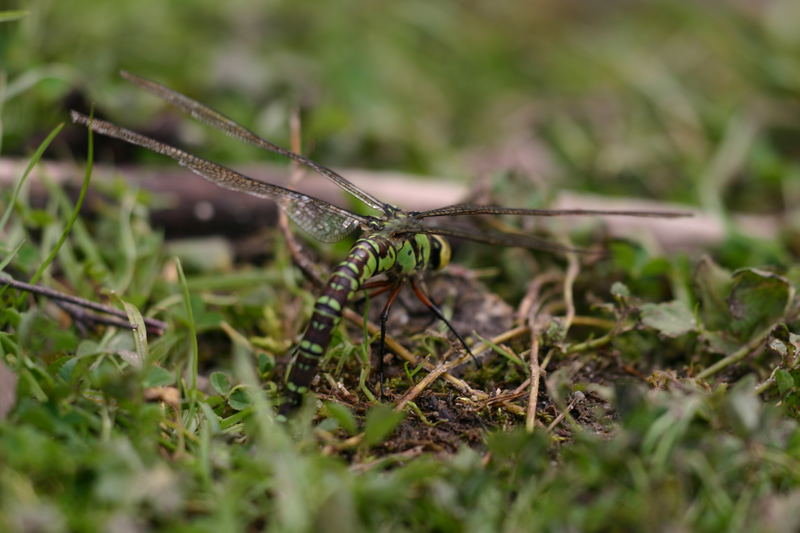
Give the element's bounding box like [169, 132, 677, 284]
[2, 1, 800, 531]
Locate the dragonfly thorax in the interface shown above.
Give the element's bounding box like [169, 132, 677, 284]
[375, 232, 449, 277]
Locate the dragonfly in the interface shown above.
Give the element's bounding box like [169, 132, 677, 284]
[71, 72, 689, 414]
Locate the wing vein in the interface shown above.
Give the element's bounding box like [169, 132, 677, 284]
[120, 71, 391, 214]
[414, 204, 690, 219]
[70, 111, 368, 242]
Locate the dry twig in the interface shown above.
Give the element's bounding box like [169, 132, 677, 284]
[1, 275, 167, 334]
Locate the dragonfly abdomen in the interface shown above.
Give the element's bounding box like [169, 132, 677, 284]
[282, 233, 450, 411]
[284, 236, 395, 405]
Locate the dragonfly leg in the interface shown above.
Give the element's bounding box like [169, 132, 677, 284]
[349, 280, 393, 310]
[377, 282, 403, 400]
[363, 280, 391, 290]
[364, 280, 396, 299]
[410, 278, 480, 368]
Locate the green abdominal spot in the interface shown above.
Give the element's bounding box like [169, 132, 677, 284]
[317, 295, 342, 312]
[285, 382, 308, 393]
[300, 339, 324, 355]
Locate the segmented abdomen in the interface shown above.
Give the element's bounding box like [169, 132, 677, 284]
[282, 236, 396, 412]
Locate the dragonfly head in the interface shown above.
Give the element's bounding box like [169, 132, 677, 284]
[429, 235, 451, 270]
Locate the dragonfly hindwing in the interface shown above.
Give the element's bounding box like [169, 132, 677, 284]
[284, 197, 361, 242]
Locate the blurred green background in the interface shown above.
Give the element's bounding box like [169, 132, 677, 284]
[4, 0, 800, 217]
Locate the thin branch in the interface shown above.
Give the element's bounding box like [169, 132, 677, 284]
[278, 107, 326, 287]
[516, 270, 561, 325]
[561, 245, 580, 333]
[563, 324, 634, 355]
[695, 326, 774, 380]
[546, 392, 583, 432]
[56, 300, 146, 331]
[526, 334, 542, 432]
[1, 275, 167, 334]
[395, 358, 454, 411]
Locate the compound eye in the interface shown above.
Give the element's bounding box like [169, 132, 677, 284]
[430, 235, 451, 270]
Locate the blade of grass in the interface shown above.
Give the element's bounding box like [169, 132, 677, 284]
[175, 257, 200, 448]
[120, 298, 148, 367]
[0, 123, 64, 232]
[29, 121, 92, 285]
[40, 174, 108, 287]
[4, 65, 76, 103]
[0, 239, 25, 272]
[176, 258, 198, 395]
[474, 332, 526, 368]
[109, 191, 138, 292]
[0, 10, 28, 22]
[186, 270, 281, 291]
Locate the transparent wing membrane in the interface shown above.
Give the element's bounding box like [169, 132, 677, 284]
[416, 225, 593, 254]
[284, 196, 360, 242]
[70, 112, 367, 242]
[413, 204, 690, 219]
[72, 73, 692, 254]
[120, 71, 391, 215]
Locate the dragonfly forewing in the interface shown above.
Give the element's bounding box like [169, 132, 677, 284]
[70, 112, 370, 242]
[413, 204, 690, 219]
[120, 71, 391, 215]
[419, 225, 590, 254]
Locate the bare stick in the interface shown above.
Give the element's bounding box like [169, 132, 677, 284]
[525, 334, 542, 432]
[546, 392, 583, 432]
[561, 239, 580, 333]
[394, 359, 454, 412]
[56, 300, 149, 331]
[278, 108, 326, 287]
[1, 275, 167, 334]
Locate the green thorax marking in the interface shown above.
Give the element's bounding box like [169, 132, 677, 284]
[361, 232, 438, 279]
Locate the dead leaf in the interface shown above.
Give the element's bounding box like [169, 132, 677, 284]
[143, 386, 180, 408]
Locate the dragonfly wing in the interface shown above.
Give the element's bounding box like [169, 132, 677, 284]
[120, 71, 392, 215]
[71, 112, 368, 243]
[413, 204, 691, 219]
[284, 196, 360, 242]
[417, 224, 592, 254]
